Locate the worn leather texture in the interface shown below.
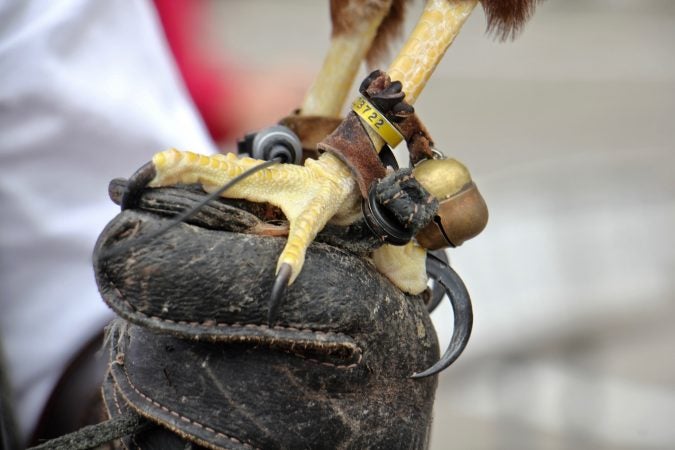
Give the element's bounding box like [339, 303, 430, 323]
[278, 114, 342, 161]
[94, 185, 440, 449]
[359, 70, 436, 165]
[318, 111, 387, 198]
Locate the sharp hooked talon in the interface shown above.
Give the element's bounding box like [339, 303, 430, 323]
[411, 252, 473, 379]
[268, 263, 292, 324]
[426, 249, 450, 313]
[121, 162, 156, 210]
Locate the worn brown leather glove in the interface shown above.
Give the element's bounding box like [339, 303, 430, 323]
[93, 180, 440, 450]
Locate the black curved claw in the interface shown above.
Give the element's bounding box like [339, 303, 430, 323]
[411, 253, 473, 379]
[120, 162, 156, 210]
[268, 263, 292, 324]
[426, 249, 450, 313]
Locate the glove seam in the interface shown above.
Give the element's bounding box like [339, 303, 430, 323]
[112, 360, 261, 450]
[103, 281, 363, 369]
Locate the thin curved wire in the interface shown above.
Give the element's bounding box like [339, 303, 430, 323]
[99, 157, 281, 259]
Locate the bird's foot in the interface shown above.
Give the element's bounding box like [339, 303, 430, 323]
[122, 149, 359, 321]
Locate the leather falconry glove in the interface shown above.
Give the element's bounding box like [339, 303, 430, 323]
[91, 181, 442, 450]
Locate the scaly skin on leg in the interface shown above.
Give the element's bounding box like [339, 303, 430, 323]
[388, 0, 478, 104]
[372, 241, 429, 294]
[271, 154, 357, 283]
[144, 0, 481, 294]
[151, 150, 312, 209]
[369, 0, 478, 293]
[301, 0, 392, 117]
[150, 149, 358, 284]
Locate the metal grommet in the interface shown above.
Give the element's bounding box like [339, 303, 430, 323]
[238, 125, 303, 164]
[362, 184, 413, 246]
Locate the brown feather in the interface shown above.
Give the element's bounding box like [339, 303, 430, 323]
[480, 0, 540, 40]
[330, 0, 394, 37]
[366, 0, 410, 67]
[331, 0, 539, 66]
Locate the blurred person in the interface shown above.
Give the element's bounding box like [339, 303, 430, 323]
[0, 0, 309, 446]
[0, 0, 217, 446]
[154, 0, 310, 147]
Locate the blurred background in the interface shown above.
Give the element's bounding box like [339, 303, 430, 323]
[203, 1, 674, 449]
[1, 0, 673, 448]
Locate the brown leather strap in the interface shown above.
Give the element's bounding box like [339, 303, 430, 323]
[278, 113, 342, 161]
[397, 113, 435, 165]
[318, 70, 437, 198]
[318, 112, 386, 197]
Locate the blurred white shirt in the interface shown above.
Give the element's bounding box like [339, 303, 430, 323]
[0, 0, 216, 442]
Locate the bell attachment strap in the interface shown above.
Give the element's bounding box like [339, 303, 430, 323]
[362, 184, 413, 246]
[362, 168, 439, 245]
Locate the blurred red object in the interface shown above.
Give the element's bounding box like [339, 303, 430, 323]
[154, 0, 237, 142]
[154, 0, 312, 148]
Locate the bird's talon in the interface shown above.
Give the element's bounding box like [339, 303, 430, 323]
[121, 162, 157, 211]
[411, 253, 473, 379]
[268, 263, 293, 324]
[426, 249, 450, 313]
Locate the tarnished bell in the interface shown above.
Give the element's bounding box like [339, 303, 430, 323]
[413, 158, 489, 250]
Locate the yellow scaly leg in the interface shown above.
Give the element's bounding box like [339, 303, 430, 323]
[137, 0, 481, 302]
[371, 0, 478, 293]
[149, 149, 358, 286]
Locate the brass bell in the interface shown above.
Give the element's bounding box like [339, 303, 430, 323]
[413, 158, 489, 250]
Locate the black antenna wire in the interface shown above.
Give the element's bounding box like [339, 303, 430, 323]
[99, 157, 281, 259]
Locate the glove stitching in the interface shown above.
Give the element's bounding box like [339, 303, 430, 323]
[105, 282, 363, 369]
[116, 363, 261, 450]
